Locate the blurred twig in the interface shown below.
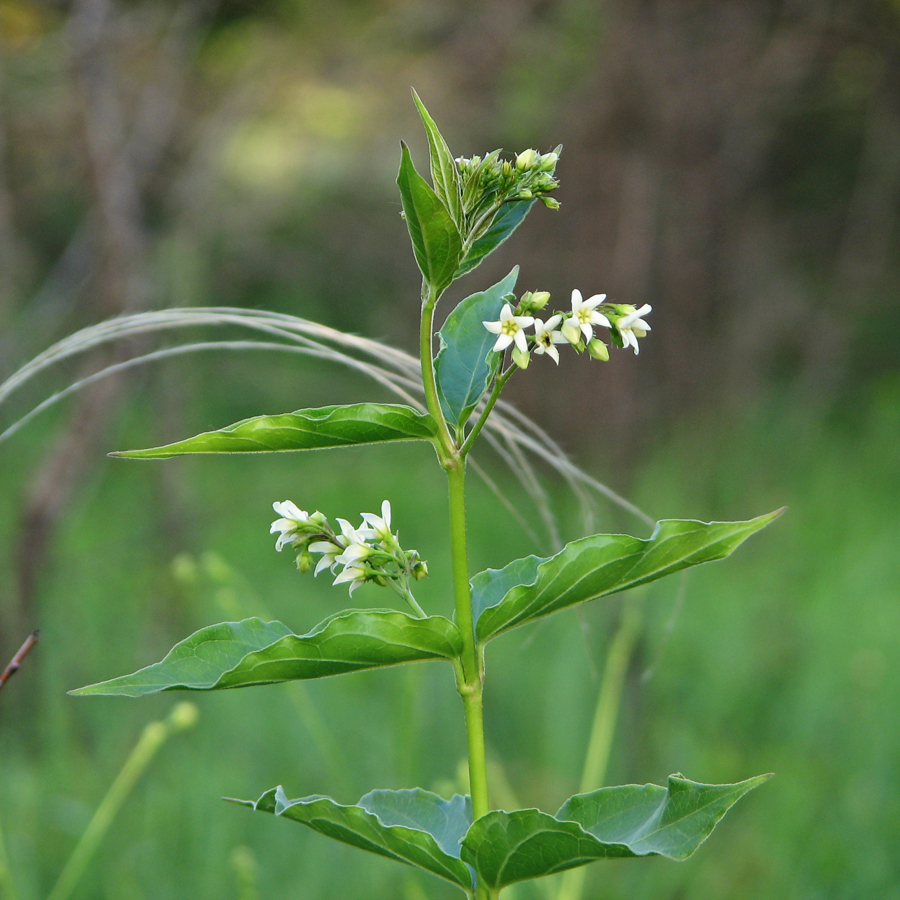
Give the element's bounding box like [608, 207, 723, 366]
[0, 631, 39, 694]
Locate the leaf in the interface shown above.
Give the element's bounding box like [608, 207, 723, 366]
[460, 774, 770, 889]
[434, 267, 519, 428]
[235, 786, 473, 889]
[110, 403, 437, 458]
[397, 142, 462, 291]
[455, 200, 534, 278]
[473, 511, 783, 642]
[71, 611, 463, 697]
[412, 89, 463, 229]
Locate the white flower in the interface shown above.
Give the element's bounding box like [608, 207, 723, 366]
[270, 501, 313, 552]
[309, 518, 367, 575]
[532, 315, 565, 364]
[309, 539, 343, 575]
[560, 290, 610, 345]
[360, 500, 393, 545]
[483, 304, 534, 353]
[614, 304, 652, 354]
[335, 540, 373, 566]
[332, 564, 368, 594]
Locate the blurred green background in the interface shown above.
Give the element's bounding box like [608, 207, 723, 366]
[1, 0, 899, 897]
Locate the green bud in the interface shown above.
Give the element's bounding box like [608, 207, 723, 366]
[517, 290, 551, 314]
[539, 151, 559, 171]
[587, 338, 610, 361]
[501, 160, 513, 177]
[296, 549, 314, 573]
[540, 196, 560, 210]
[518, 188, 533, 199]
[516, 148, 538, 171]
[412, 559, 429, 581]
[511, 345, 530, 369]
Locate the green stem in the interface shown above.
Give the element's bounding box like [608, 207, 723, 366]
[460, 366, 515, 458]
[390, 578, 427, 618]
[46, 703, 197, 900]
[554, 611, 641, 900]
[419, 282, 456, 459]
[447, 461, 492, 900]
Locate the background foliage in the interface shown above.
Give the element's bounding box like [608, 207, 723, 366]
[1, 0, 898, 897]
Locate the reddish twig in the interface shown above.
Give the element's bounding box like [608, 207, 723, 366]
[0, 631, 39, 692]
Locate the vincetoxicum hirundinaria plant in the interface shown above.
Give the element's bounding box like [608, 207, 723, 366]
[73, 93, 780, 899]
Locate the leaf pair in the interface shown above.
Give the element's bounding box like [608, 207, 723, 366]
[236, 775, 770, 891]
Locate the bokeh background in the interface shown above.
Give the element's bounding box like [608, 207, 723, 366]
[1, 0, 899, 897]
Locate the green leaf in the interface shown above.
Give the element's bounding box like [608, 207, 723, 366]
[434, 267, 519, 428]
[473, 511, 783, 642]
[460, 774, 770, 889]
[397, 142, 462, 291]
[71, 611, 463, 696]
[235, 787, 473, 889]
[411, 89, 463, 229]
[110, 403, 437, 458]
[455, 200, 534, 278]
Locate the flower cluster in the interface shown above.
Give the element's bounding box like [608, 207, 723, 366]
[483, 290, 652, 368]
[456, 147, 561, 245]
[270, 500, 427, 599]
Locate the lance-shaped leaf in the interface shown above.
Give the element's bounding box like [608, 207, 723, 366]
[412, 89, 463, 229]
[473, 511, 783, 642]
[455, 199, 534, 278]
[71, 611, 463, 697]
[434, 267, 519, 428]
[397, 142, 462, 292]
[460, 774, 770, 890]
[110, 403, 437, 458]
[235, 786, 473, 889]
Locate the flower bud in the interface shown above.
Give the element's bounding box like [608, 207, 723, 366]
[540, 196, 560, 210]
[587, 338, 610, 361]
[501, 160, 513, 177]
[518, 188, 533, 200]
[412, 559, 429, 581]
[517, 290, 550, 315]
[539, 151, 559, 171]
[516, 149, 538, 171]
[296, 549, 314, 573]
[512, 345, 530, 369]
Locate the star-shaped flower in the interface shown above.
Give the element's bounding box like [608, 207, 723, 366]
[361, 500, 394, 546]
[613, 304, 652, 354]
[483, 303, 534, 353]
[560, 290, 610, 345]
[532, 315, 565, 364]
[270, 501, 316, 551]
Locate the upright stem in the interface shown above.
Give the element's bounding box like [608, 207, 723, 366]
[0, 812, 17, 900]
[447, 461, 492, 900]
[419, 283, 456, 459]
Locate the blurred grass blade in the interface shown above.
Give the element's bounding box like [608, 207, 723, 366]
[46, 703, 199, 900]
[397, 142, 462, 291]
[412, 89, 463, 228]
[473, 511, 783, 642]
[71, 612, 463, 697]
[234, 787, 473, 889]
[434, 267, 518, 428]
[455, 200, 534, 278]
[461, 774, 770, 890]
[110, 403, 437, 458]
